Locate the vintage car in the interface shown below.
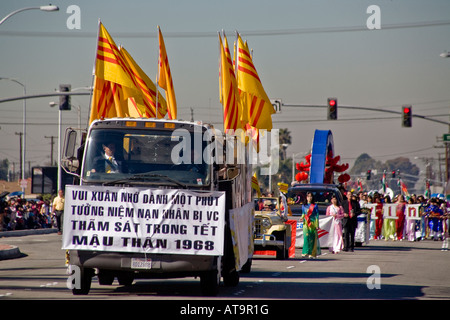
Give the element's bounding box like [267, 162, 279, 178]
[253, 197, 291, 260]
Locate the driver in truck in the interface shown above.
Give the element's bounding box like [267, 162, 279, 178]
[91, 142, 124, 174]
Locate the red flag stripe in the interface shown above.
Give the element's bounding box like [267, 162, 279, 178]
[249, 95, 265, 127]
[238, 47, 252, 59]
[237, 65, 261, 83]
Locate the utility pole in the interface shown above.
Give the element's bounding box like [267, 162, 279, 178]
[45, 135, 56, 165]
[15, 132, 23, 181]
[27, 161, 32, 179]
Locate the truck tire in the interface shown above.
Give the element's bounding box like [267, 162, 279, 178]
[98, 269, 114, 285]
[275, 231, 288, 260]
[200, 258, 221, 296]
[223, 269, 239, 287]
[117, 272, 134, 286]
[72, 267, 94, 295]
[240, 258, 252, 273]
[200, 269, 220, 296]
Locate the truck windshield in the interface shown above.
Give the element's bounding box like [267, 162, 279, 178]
[82, 128, 210, 187]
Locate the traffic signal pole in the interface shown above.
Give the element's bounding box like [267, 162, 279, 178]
[282, 103, 449, 126]
[0, 91, 91, 104]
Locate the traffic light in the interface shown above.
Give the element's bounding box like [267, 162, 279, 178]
[391, 170, 396, 178]
[59, 84, 71, 110]
[327, 98, 337, 120]
[402, 105, 412, 127]
[366, 170, 372, 180]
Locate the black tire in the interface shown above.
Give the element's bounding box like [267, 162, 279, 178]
[200, 258, 221, 296]
[98, 270, 115, 285]
[275, 231, 288, 260]
[240, 258, 252, 273]
[72, 267, 94, 295]
[200, 269, 220, 296]
[223, 269, 239, 287]
[117, 272, 134, 286]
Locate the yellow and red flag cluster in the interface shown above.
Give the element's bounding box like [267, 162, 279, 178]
[89, 22, 176, 124]
[218, 32, 275, 151]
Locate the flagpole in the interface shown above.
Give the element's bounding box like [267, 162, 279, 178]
[219, 31, 222, 96]
[218, 31, 223, 115]
[234, 31, 239, 82]
[155, 25, 160, 119]
[87, 19, 102, 126]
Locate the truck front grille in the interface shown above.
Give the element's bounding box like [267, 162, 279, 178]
[254, 218, 262, 235]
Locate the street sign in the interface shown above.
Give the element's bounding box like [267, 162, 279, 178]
[443, 133, 450, 142]
[19, 179, 28, 189]
[270, 99, 282, 113]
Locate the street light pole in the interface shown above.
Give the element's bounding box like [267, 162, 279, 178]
[0, 5, 59, 25]
[58, 108, 62, 192]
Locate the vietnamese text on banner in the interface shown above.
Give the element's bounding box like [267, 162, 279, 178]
[62, 185, 226, 256]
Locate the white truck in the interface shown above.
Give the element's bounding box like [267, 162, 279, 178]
[62, 118, 253, 296]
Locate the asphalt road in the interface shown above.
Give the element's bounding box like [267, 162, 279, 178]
[0, 232, 449, 302]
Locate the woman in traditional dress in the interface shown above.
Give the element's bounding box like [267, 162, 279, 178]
[326, 195, 344, 253]
[373, 194, 384, 239]
[395, 195, 406, 240]
[405, 197, 417, 241]
[425, 198, 444, 240]
[383, 195, 396, 241]
[301, 192, 321, 258]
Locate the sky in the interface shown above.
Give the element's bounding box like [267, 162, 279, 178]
[1, 0, 449, 188]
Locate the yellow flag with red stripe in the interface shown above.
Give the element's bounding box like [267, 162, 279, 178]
[158, 27, 177, 120]
[219, 33, 243, 132]
[120, 46, 167, 118]
[236, 34, 275, 131]
[252, 173, 262, 198]
[90, 22, 169, 124]
[95, 22, 136, 90]
[89, 76, 132, 124]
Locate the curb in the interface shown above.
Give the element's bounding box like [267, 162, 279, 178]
[0, 228, 58, 238]
[0, 244, 22, 260]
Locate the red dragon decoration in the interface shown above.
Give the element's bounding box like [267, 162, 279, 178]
[295, 151, 350, 184]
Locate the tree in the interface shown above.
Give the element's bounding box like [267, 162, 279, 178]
[349, 153, 419, 194]
[278, 128, 291, 161]
[385, 157, 419, 194]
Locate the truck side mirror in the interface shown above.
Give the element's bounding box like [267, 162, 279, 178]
[64, 129, 77, 159]
[61, 128, 81, 176]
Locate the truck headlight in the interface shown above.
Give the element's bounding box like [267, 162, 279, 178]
[262, 218, 271, 229]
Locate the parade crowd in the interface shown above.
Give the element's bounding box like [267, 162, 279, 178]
[0, 196, 55, 232]
[0, 188, 66, 234]
[359, 192, 449, 244]
[294, 189, 449, 260]
[321, 190, 450, 257]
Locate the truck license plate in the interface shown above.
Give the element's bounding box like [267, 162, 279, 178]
[131, 258, 152, 269]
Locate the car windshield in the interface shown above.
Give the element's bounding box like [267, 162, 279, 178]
[254, 197, 278, 212]
[286, 188, 341, 215]
[82, 128, 210, 187]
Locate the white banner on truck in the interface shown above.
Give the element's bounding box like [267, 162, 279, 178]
[62, 185, 226, 256]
